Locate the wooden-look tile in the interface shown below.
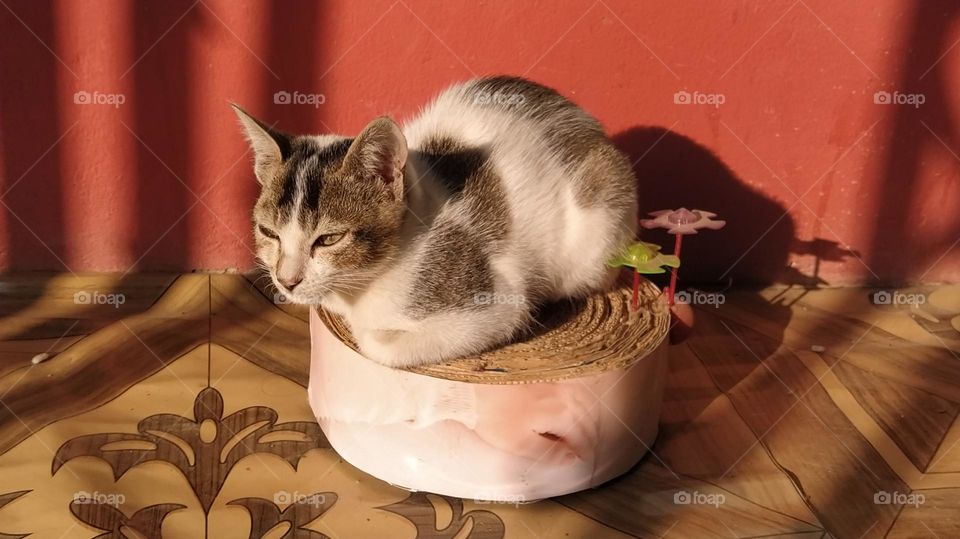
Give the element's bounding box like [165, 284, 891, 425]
[660, 344, 821, 526]
[207, 344, 339, 537]
[664, 341, 720, 404]
[210, 274, 310, 386]
[659, 394, 821, 527]
[560, 462, 820, 538]
[688, 309, 910, 538]
[717, 289, 960, 403]
[838, 340, 960, 404]
[0, 273, 178, 340]
[910, 283, 960, 349]
[0, 345, 209, 538]
[3, 275, 960, 537]
[0, 274, 208, 454]
[709, 290, 960, 482]
[0, 335, 83, 379]
[831, 360, 959, 471]
[885, 488, 960, 538]
[761, 286, 956, 351]
[0, 273, 177, 315]
[716, 291, 870, 356]
[928, 417, 960, 473]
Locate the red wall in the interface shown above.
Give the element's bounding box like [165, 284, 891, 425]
[1, 0, 958, 285]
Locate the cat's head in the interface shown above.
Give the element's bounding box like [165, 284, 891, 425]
[232, 105, 408, 304]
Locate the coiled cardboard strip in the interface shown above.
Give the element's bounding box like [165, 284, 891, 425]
[317, 279, 669, 384]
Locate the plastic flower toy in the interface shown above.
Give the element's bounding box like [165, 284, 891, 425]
[608, 241, 681, 310]
[641, 208, 725, 235]
[640, 208, 726, 305]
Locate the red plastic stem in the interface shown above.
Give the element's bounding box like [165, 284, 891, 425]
[631, 269, 640, 310]
[668, 234, 683, 306]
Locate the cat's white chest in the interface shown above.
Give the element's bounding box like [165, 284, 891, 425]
[323, 261, 417, 334]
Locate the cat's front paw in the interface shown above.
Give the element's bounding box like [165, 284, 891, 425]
[356, 329, 431, 368]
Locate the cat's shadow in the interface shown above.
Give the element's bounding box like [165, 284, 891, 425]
[614, 126, 796, 286]
[612, 126, 799, 419]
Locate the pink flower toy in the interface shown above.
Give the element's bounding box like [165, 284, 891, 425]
[640, 208, 726, 305]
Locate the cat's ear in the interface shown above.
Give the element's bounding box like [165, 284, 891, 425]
[343, 116, 407, 198]
[231, 104, 291, 184]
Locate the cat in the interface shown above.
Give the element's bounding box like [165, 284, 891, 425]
[233, 76, 637, 367]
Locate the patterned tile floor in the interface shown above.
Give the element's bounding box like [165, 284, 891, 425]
[0, 274, 958, 538]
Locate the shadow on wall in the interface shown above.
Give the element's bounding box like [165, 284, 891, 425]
[615, 127, 859, 288]
[0, 0, 65, 271]
[0, 0, 324, 332]
[614, 127, 796, 286]
[0, 0, 328, 274]
[129, 0, 203, 271]
[870, 0, 960, 285]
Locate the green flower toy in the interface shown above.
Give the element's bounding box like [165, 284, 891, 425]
[607, 241, 681, 310]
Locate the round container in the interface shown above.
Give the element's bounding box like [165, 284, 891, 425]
[307, 281, 670, 501]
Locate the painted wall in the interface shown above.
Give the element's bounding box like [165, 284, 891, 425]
[1, 0, 958, 285]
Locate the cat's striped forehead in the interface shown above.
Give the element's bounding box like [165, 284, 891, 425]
[266, 135, 353, 226]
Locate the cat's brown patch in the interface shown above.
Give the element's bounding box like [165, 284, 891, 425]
[417, 136, 510, 243]
[406, 223, 494, 318]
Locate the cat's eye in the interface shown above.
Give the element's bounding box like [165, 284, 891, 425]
[313, 232, 345, 249]
[258, 225, 279, 240]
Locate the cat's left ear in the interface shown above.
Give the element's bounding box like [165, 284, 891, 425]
[343, 116, 407, 199]
[231, 103, 291, 185]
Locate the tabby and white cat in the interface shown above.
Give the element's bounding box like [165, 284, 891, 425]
[234, 77, 637, 367]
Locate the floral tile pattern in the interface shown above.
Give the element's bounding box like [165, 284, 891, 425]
[0, 274, 959, 537]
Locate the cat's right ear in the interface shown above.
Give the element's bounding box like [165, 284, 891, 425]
[231, 104, 291, 185]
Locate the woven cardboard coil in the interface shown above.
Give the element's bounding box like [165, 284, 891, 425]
[316, 279, 670, 383]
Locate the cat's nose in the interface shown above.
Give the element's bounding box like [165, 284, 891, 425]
[276, 253, 304, 291]
[278, 274, 303, 291]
